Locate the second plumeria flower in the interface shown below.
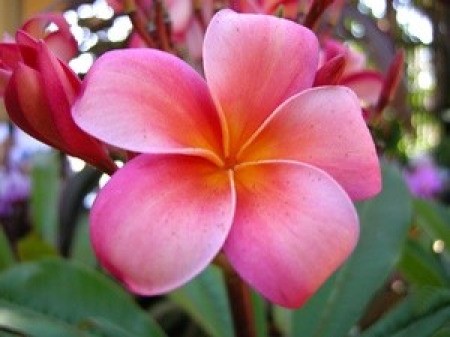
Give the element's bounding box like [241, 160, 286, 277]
[72, 10, 381, 308]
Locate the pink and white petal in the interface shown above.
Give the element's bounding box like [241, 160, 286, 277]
[203, 10, 319, 156]
[340, 71, 384, 108]
[225, 160, 358, 308]
[22, 13, 77, 62]
[73, 49, 223, 160]
[91, 154, 236, 294]
[238, 86, 380, 200]
[166, 0, 193, 35]
[21, 13, 55, 39]
[44, 33, 78, 63]
[184, 19, 205, 61]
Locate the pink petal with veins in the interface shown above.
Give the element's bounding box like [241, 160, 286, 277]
[21, 13, 77, 62]
[340, 71, 384, 108]
[166, 0, 193, 35]
[91, 154, 236, 294]
[73, 49, 223, 162]
[203, 10, 319, 156]
[238, 86, 381, 200]
[225, 160, 358, 308]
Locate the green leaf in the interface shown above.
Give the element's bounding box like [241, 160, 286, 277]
[169, 265, 234, 337]
[16, 232, 57, 261]
[432, 324, 450, 337]
[398, 239, 447, 287]
[0, 258, 166, 337]
[251, 290, 268, 337]
[0, 229, 14, 271]
[291, 163, 413, 337]
[273, 306, 292, 337]
[30, 152, 60, 245]
[0, 301, 97, 337]
[414, 199, 450, 247]
[361, 287, 450, 337]
[290, 273, 338, 337]
[71, 213, 97, 266]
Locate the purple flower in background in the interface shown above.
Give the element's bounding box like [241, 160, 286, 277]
[0, 169, 30, 217]
[404, 157, 444, 199]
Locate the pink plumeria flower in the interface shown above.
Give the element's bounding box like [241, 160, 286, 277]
[73, 10, 380, 308]
[0, 19, 116, 173]
[320, 38, 367, 77]
[319, 38, 384, 108]
[18, 13, 78, 63]
[0, 13, 77, 96]
[318, 38, 404, 121]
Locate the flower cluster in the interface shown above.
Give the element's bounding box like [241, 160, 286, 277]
[0, 0, 402, 308]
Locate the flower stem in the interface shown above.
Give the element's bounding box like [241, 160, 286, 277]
[218, 255, 256, 337]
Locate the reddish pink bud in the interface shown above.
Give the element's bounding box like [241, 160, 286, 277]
[303, 0, 335, 29]
[314, 54, 346, 86]
[1, 21, 116, 173]
[376, 49, 405, 113]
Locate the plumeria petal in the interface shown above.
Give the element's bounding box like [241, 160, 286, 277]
[4, 63, 62, 148]
[238, 86, 380, 200]
[313, 54, 346, 86]
[0, 68, 12, 96]
[166, 0, 193, 36]
[44, 33, 77, 63]
[20, 13, 77, 62]
[36, 42, 115, 172]
[340, 71, 384, 108]
[0, 42, 22, 70]
[225, 160, 358, 308]
[203, 9, 319, 157]
[91, 154, 236, 294]
[73, 49, 224, 163]
[4, 42, 115, 173]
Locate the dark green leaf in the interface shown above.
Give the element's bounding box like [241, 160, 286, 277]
[16, 232, 57, 261]
[169, 266, 234, 337]
[30, 152, 60, 245]
[291, 163, 412, 337]
[251, 290, 268, 337]
[70, 213, 96, 266]
[398, 239, 447, 287]
[0, 229, 14, 271]
[290, 273, 337, 337]
[361, 287, 450, 337]
[0, 258, 166, 337]
[0, 301, 97, 337]
[414, 199, 450, 247]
